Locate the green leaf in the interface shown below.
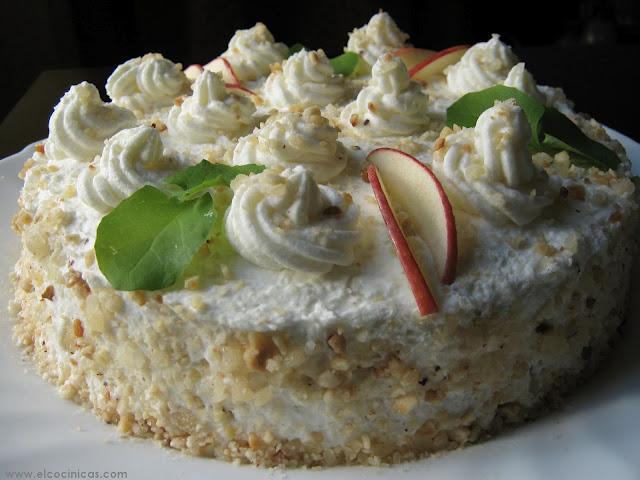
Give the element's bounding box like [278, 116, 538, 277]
[330, 52, 366, 76]
[445, 85, 620, 171]
[95, 186, 215, 291]
[179, 187, 236, 282]
[94, 161, 265, 291]
[539, 108, 620, 170]
[287, 46, 366, 76]
[165, 160, 264, 201]
[287, 43, 305, 57]
[446, 85, 546, 150]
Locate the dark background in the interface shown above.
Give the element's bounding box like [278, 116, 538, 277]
[1, 0, 639, 155]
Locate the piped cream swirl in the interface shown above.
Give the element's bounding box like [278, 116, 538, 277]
[77, 125, 171, 213]
[346, 11, 409, 65]
[167, 71, 256, 143]
[225, 166, 359, 273]
[262, 49, 346, 110]
[433, 100, 552, 226]
[446, 34, 518, 96]
[45, 82, 136, 162]
[232, 107, 345, 182]
[503, 63, 545, 102]
[340, 54, 429, 136]
[106, 53, 190, 115]
[222, 23, 288, 81]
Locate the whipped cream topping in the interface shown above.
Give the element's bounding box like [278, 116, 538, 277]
[45, 82, 136, 162]
[504, 62, 545, 102]
[232, 107, 345, 182]
[106, 53, 190, 115]
[222, 22, 288, 82]
[262, 49, 346, 110]
[434, 99, 552, 225]
[167, 70, 256, 143]
[77, 125, 170, 213]
[346, 11, 409, 65]
[446, 34, 518, 96]
[225, 166, 359, 273]
[340, 54, 429, 136]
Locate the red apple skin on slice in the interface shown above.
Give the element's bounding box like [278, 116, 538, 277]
[183, 64, 255, 97]
[368, 164, 439, 316]
[201, 57, 256, 95]
[204, 57, 242, 85]
[225, 83, 256, 97]
[393, 47, 436, 71]
[408, 45, 469, 84]
[367, 148, 458, 285]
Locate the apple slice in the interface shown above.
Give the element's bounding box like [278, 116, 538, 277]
[204, 57, 242, 85]
[225, 83, 256, 97]
[368, 165, 438, 315]
[393, 47, 436, 72]
[183, 65, 256, 97]
[203, 57, 256, 95]
[184, 64, 203, 81]
[367, 148, 458, 315]
[409, 45, 469, 84]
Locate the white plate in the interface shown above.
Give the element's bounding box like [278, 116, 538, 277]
[1, 131, 639, 480]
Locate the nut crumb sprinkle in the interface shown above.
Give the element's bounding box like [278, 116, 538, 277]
[327, 332, 346, 354]
[184, 276, 200, 290]
[73, 319, 84, 338]
[65, 269, 91, 298]
[41, 285, 55, 301]
[609, 210, 623, 223]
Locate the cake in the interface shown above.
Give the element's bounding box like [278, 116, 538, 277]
[10, 11, 638, 467]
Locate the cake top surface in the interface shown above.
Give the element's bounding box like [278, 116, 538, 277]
[21, 12, 637, 340]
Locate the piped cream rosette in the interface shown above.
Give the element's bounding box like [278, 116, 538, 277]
[433, 99, 553, 226]
[232, 107, 346, 182]
[225, 165, 359, 274]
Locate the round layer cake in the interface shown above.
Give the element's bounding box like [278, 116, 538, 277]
[11, 13, 638, 467]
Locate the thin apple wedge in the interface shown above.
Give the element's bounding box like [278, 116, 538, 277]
[204, 57, 242, 85]
[368, 165, 438, 315]
[367, 148, 458, 315]
[184, 64, 256, 96]
[203, 57, 256, 95]
[409, 45, 468, 84]
[225, 83, 256, 97]
[184, 64, 203, 81]
[393, 47, 436, 72]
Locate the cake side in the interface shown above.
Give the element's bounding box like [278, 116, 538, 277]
[11, 216, 635, 466]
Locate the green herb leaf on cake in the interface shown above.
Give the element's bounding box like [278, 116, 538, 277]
[330, 52, 368, 76]
[95, 186, 215, 291]
[95, 161, 264, 291]
[446, 86, 546, 149]
[445, 85, 620, 171]
[286, 46, 366, 76]
[538, 108, 619, 171]
[165, 160, 264, 201]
